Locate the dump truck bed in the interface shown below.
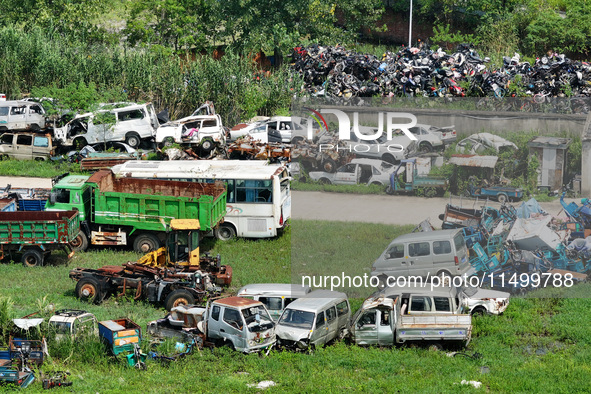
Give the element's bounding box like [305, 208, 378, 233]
[0, 210, 80, 244]
[88, 170, 226, 232]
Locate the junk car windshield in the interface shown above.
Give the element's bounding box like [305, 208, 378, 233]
[278, 309, 315, 330]
[242, 306, 274, 332]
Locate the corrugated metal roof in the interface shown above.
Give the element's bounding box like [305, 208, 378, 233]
[449, 155, 498, 168]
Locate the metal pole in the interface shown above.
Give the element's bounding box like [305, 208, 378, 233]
[408, 0, 413, 47]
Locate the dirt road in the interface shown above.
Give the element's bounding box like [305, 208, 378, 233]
[292, 190, 571, 227]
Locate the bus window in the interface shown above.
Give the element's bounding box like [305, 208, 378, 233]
[235, 180, 272, 203]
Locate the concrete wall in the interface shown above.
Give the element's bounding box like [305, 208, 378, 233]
[581, 114, 591, 196]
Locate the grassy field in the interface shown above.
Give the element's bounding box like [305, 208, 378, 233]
[0, 221, 590, 392]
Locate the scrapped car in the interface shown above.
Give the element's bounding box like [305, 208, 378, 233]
[230, 116, 303, 143]
[48, 309, 98, 341]
[275, 290, 350, 350]
[236, 283, 312, 322]
[309, 158, 400, 186]
[339, 126, 417, 164]
[457, 132, 517, 154]
[156, 113, 226, 154]
[0, 132, 54, 160]
[408, 123, 457, 152]
[53, 102, 159, 149]
[0, 100, 47, 132]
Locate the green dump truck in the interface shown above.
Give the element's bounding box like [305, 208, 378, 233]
[45, 170, 226, 253]
[0, 210, 80, 267]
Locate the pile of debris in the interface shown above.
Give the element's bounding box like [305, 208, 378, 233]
[291, 44, 591, 107]
[438, 196, 590, 293]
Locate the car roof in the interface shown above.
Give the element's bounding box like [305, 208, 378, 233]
[0, 100, 42, 106]
[213, 296, 263, 309]
[381, 285, 455, 298]
[350, 158, 391, 166]
[237, 283, 312, 297]
[391, 229, 461, 243]
[283, 290, 348, 312]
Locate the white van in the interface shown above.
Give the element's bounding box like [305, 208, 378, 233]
[236, 283, 312, 321]
[275, 290, 350, 350]
[53, 102, 159, 148]
[371, 229, 474, 286]
[0, 100, 47, 131]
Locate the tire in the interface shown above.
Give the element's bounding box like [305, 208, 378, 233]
[428, 343, 444, 351]
[201, 138, 214, 152]
[74, 138, 88, 149]
[125, 133, 141, 148]
[22, 248, 44, 267]
[318, 178, 331, 185]
[436, 270, 452, 286]
[497, 193, 508, 204]
[291, 136, 305, 145]
[163, 137, 175, 147]
[133, 233, 161, 253]
[75, 278, 103, 304]
[471, 307, 487, 316]
[215, 224, 237, 241]
[419, 142, 433, 153]
[164, 289, 196, 311]
[322, 158, 337, 173]
[70, 231, 89, 252]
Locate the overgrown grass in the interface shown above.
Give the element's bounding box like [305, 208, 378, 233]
[0, 159, 85, 178]
[0, 220, 589, 392]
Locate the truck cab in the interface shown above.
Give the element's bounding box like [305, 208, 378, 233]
[45, 174, 92, 222]
[48, 309, 98, 341]
[203, 297, 275, 353]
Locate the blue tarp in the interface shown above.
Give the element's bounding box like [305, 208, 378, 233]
[516, 198, 546, 219]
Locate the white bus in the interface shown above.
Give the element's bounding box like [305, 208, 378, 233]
[111, 160, 291, 240]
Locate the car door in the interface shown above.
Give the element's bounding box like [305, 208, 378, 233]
[15, 134, 33, 159]
[325, 306, 339, 342]
[9, 105, 27, 130]
[310, 311, 327, 346]
[377, 308, 394, 345]
[259, 296, 283, 322]
[334, 163, 358, 185]
[407, 241, 432, 277]
[380, 243, 410, 278]
[354, 309, 378, 345]
[32, 135, 51, 159]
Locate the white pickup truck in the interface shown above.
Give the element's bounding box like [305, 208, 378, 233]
[147, 296, 276, 353]
[350, 293, 472, 347]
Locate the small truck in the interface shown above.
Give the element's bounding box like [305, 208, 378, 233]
[349, 293, 472, 348]
[466, 182, 523, 204]
[45, 170, 226, 253]
[147, 296, 276, 353]
[99, 318, 146, 368]
[0, 210, 80, 266]
[386, 158, 448, 197]
[70, 219, 232, 310]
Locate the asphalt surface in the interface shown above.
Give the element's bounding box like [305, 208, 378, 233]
[0, 176, 574, 227]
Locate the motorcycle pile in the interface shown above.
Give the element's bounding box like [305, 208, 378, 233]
[291, 44, 591, 111]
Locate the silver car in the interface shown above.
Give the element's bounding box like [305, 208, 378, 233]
[340, 126, 417, 164]
[308, 158, 401, 187]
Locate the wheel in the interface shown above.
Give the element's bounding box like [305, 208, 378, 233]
[70, 231, 89, 252]
[428, 343, 443, 351]
[133, 233, 161, 253]
[74, 138, 88, 149]
[322, 158, 337, 173]
[215, 224, 237, 241]
[75, 278, 103, 304]
[125, 133, 141, 148]
[291, 136, 305, 145]
[163, 137, 175, 147]
[419, 142, 433, 153]
[200, 138, 214, 152]
[22, 248, 44, 267]
[0, 154, 9, 160]
[471, 307, 486, 316]
[370, 181, 382, 187]
[497, 193, 508, 204]
[318, 178, 331, 185]
[436, 270, 452, 286]
[164, 289, 196, 311]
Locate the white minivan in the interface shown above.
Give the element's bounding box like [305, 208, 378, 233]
[236, 283, 312, 321]
[0, 100, 47, 131]
[275, 290, 350, 350]
[371, 229, 475, 286]
[53, 102, 159, 148]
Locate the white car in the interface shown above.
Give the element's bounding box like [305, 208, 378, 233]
[308, 158, 400, 186]
[156, 113, 226, 153]
[338, 126, 417, 164]
[230, 116, 304, 143]
[454, 285, 510, 315]
[408, 124, 457, 152]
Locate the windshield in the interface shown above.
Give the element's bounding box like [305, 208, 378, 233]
[278, 309, 315, 330]
[50, 321, 71, 335]
[458, 285, 478, 297]
[242, 306, 274, 332]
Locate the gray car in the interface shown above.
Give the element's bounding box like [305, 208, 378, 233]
[308, 158, 400, 187]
